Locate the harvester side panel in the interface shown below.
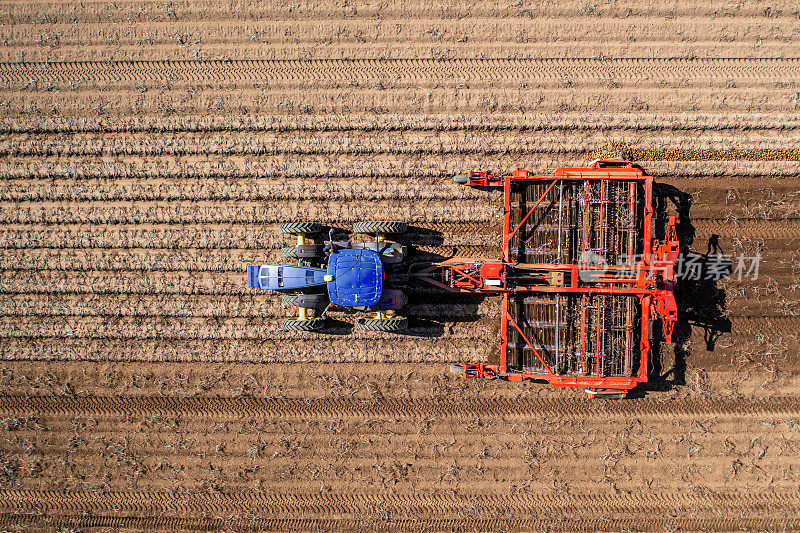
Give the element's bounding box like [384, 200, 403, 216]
[507, 178, 645, 266]
[505, 293, 641, 379]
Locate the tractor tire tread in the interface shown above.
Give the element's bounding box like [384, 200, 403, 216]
[281, 247, 299, 258]
[281, 318, 326, 331]
[280, 222, 322, 235]
[353, 221, 408, 234]
[353, 317, 408, 332]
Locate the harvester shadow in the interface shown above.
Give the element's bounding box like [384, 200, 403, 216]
[636, 183, 733, 395]
[400, 292, 487, 337]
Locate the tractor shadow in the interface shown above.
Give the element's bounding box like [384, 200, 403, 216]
[632, 183, 733, 396]
[401, 226, 486, 337]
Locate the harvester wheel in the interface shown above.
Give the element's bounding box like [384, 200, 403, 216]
[279, 222, 322, 235]
[453, 174, 468, 184]
[353, 317, 408, 332]
[281, 318, 326, 331]
[282, 294, 328, 309]
[353, 221, 407, 235]
[449, 364, 464, 376]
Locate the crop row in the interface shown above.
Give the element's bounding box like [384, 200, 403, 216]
[0, 177, 484, 202]
[1, 158, 798, 182]
[0, 218, 499, 247]
[4, 198, 797, 226]
[8, 0, 793, 24]
[0, 335, 490, 363]
[0, 235, 498, 271]
[0, 316, 492, 359]
[3, 112, 800, 135]
[3, 131, 797, 158]
[0, 292, 499, 320]
[4, 86, 796, 118]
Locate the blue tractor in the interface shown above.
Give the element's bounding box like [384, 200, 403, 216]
[247, 221, 409, 332]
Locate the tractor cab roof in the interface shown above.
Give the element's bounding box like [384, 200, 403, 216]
[247, 264, 326, 290]
[326, 248, 383, 306]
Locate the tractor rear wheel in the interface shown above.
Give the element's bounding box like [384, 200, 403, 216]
[353, 221, 407, 235]
[281, 245, 326, 259]
[282, 318, 326, 331]
[281, 246, 298, 258]
[353, 317, 408, 332]
[282, 294, 328, 309]
[279, 222, 321, 235]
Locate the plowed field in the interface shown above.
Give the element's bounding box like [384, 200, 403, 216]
[2, 1, 800, 530]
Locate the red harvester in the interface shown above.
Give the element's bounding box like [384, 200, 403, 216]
[416, 160, 680, 398]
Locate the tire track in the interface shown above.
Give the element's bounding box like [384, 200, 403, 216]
[2, 488, 800, 516]
[689, 219, 800, 239]
[2, 395, 799, 419]
[2, 58, 799, 84]
[0, 315, 493, 342]
[2, 514, 798, 532]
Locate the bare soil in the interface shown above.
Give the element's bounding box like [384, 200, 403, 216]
[1, 0, 800, 530]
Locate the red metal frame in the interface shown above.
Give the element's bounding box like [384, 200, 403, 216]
[432, 161, 680, 397]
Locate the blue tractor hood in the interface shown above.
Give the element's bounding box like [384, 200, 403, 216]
[326, 248, 383, 306]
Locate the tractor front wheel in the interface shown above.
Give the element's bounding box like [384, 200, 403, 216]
[353, 317, 408, 332]
[282, 318, 326, 331]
